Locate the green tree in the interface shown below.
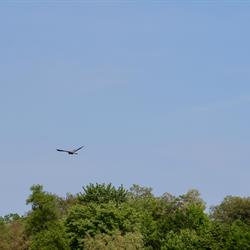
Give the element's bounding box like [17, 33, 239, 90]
[26, 184, 69, 249]
[157, 190, 208, 233]
[162, 229, 200, 250]
[0, 213, 21, 224]
[2, 182, 250, 250]
[178, 189, 206, 209]
[127, 190, 161, 249]
[211, 196, 250, 225]
[83, 230, 144, 250]
[55, 193, 78, 218]
[65, 202, 140, 249]
[26, 185, 59, 234]
[0, 216, 28, 250]
[30, 224, 69, 250]
[78, 183, 128, 205]
[129, 184, 153, 199]
[226, 220, 250, 250]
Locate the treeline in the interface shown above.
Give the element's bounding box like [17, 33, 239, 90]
[0, 183, 250, 249]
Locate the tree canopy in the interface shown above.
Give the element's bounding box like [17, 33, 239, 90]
[1, 183, 250, 249]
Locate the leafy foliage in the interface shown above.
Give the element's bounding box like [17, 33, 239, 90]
[29, 225, 69, 250]
[65, 202, 140, 249]
[25, 185, 70, 249]
[0, 218, 28, 250]
[1, 183, 250, 249]
[83, 231, 144, 250]
[78, 183, 128, 205]
[25, 185, 59, 234]
[211, 196, 250, 225]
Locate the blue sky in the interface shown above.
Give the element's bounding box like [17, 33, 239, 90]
[0, 1, 250, 215]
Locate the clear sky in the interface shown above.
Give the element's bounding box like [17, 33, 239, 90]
[0, 1, 250, 216]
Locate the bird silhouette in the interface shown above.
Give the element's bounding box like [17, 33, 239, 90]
[56, 146, 84, 155]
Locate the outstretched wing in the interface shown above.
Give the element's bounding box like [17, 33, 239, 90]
[56, 149, 70, 153]
[72, 146, 84, 153]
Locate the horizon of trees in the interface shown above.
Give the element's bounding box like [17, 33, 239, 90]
[1, 183, 250, 249]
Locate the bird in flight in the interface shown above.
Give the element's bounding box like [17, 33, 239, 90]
[56, 146, 84, 155]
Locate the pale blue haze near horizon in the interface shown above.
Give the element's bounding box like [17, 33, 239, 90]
[0, 1, 250, 215]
